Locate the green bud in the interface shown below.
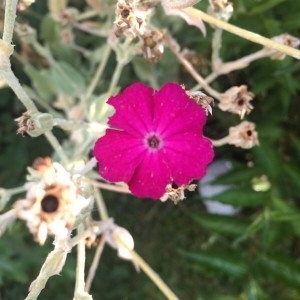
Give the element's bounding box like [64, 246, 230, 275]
[27, 112, 54, 137]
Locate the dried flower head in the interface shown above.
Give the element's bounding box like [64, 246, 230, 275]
[227, 121, 259, 149]
[16, 112, 35, 137]
[269, 34, 300, 60]
[140, 29, 164, 64]
[208, 0, 233, 21]
[219, 85, 254, 119]
[114, 0, 152, 37]
[160, 183, 197, 204]
[188, 90, 214, 115]
[14, 158, 92, 245]
[16, 112, 54, 137]
[85, 219, 135, 261]
[94, 82, 214, 199]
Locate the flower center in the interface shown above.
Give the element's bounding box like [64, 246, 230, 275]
[246, 130, 253, 137]
[147, 134, 161, 149]
[237, 98, 245, 106]
[41, 194, 59, 213]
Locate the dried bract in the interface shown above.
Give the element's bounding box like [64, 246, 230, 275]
[219, 85, 254, 119]
[227, 121, 259, 149]
[160, 183, 197, 204]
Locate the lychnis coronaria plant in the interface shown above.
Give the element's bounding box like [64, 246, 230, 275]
[93, 82, 214, 199]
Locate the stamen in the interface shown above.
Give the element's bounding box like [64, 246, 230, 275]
[147, 134, 161, 149]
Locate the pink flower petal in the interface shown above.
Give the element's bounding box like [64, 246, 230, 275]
[128, 151, 171, 199]
[93, 129, 146, 183]
[108, 83, 154, 136]
[93, 82, 214, 200]
[163, 132, 214, 185]
[153, 83, 206, 136]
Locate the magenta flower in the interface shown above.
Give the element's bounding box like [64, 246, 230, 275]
[93, 82, 214, 199]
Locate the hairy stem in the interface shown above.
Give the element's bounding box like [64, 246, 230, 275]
[211, 136, 231, 147]
[95, 188, 109, 221]
[166, 34, 221, 99]
[99, 61, 125, 118]
[194, 9, 300, 59]
[44, 131, 69, 165]
[81, 44, 112, 106]
[2, 0, 18, 43]
[212, 28, 223, 71]
[85, 234, 106, 292]
[74, 224, 87, 296]
[1, 69, 38, 113]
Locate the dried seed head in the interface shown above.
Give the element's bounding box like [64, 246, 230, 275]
[219, 85, 254, 119]
[14, 159, 92, 245]
[188, 90, 214, 115]
[140, 30, 164, 64]
[16, 112, 54, 137]
[114, 0, 152, 37]
[208, 0, 233, 21]
[227, 121, 259, 149]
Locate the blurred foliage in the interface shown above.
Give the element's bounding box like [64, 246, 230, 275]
[0, 0, 300, 299]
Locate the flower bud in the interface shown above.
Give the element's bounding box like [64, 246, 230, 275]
[17, 112, 54, 137]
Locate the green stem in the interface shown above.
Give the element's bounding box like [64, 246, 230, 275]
[94, 188, 109, 221]
[81, 44, 112, 106]
[6, 185, 27, 195]
[76, 10, 99, 22]
[2, 0, 18, 43]
[44, 131, 69, 165]
[211, 28, 223, 71]
[99, 61, 125, 117]
[85, 234, 106, 292]
[211, 136, 231, 147]
[1, 69, 38, 113]
[74, 224, 86, 296]
[53, 118, 86, 131]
